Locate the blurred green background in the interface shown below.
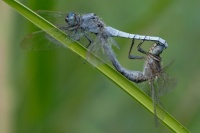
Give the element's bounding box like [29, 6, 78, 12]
[1, 0, 200, 132]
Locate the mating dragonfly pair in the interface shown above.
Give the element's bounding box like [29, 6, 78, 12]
[21, 11, 171, 122]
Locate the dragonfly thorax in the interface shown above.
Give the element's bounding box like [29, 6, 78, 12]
[143, 56, 162, 80]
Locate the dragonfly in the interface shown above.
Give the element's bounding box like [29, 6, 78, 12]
[102, 37, 174, 124]
[21, 11, 168, 62]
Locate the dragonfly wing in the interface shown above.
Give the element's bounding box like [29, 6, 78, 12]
[156, 72, 177, 96]
[20, 30, 67, 51]
[36, 10, 67, 26]
[144, 80, 166, 125]
[85, 34, 112, 64]
[106, 35, 120, 49]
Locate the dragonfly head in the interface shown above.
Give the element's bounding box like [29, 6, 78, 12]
[65, 12, 78, 26]
[150, 43, 166, 56]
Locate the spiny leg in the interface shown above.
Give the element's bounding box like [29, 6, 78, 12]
[137, 39, 149, 55]
[128, 38, 144, 59]
[84, 33, 93, 48]
[83, 33, 95, 64]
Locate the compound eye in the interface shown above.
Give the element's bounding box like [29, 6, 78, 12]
[65, 12, 74, 23]
[69, 12, 75, 19]
[153, 45, 164, 55]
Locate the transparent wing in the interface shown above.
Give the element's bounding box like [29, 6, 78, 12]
[86, 34, 102, 62]
[144, 80, 166, 126]
[36, 10, 67, 26]
[107, 35, 120, 49]
[102, 36, 120, 61]
[20, 30, 67, 50]
[20, 27, 96, 51]
[156, 72, 177, 96]
[86, 33, 120, 64]
[20, 10, 68, 50]
[144, 71, 176, 125]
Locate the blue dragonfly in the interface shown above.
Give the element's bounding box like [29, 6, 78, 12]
[21, 11, 168, 60]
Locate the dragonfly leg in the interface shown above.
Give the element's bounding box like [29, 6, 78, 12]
[67, 25, 79, 31]
[128, 39, 144, 59]
[83, 32, 94, 64]
[84, 33, 93, 48]
[76, 33, 81, 41]
[137, 39, 149, 55]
